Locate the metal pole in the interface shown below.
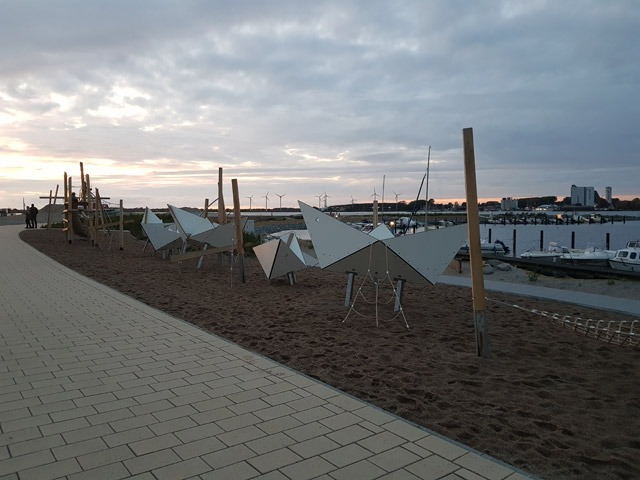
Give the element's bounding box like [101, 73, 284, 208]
[462, 128, 489, 358]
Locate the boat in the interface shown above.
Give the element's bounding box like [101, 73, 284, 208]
[458, 240, 509, 256]
[520, 242, 568, 260]
[609, 240, 640, 272]
[560, 244, 616, 266]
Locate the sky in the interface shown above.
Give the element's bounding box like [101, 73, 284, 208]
[1, 0, 639, 210]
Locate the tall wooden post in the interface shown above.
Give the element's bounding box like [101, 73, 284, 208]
[67, 175, 74, 244]
[47, 189, 53, 229]
[232, 179, 245, 283]
[218, 168, 226, 224]
[94, 188, 101, 247]
[204, 198, 209, 220]
[85, 174, 91, 205]
[79, 162, 85, 201]
[462, 128, 489, 357]
[119, 199, 124, 251]
[373, 200, 378, 227]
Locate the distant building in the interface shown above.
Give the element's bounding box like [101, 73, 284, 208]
[500, 197, 518, 210]
[605, 186, 612, 204]
[570, 185, 595, 207]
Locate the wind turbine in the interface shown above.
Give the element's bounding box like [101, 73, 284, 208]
[263, 192, 270, 211]
[315, 193, 324, 209]
[370, 187, 380, 202]
[323, 191, 330, 209]
[393, 191, 402, 212]
[275, 193, 286, 211]
[350, 195, 356, 205]
[246, 194, 254, 211]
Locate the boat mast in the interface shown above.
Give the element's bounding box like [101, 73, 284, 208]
[424, 146, 431, 227]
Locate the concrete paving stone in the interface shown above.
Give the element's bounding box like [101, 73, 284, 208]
[18, 457, 82, 480]
[101, 372, 139, 384]
[13, 372, 54, 385]
[153, 404, 198, 422]
[319, 412, 362, 431]
[73, 392, 118, 408]
[53, 437, 109, 460]
[262, 390, 302, 407]
[200, 460, 259, 480]
[149, 416, 198, 436]
[505, 473, 533, 480]
[133, 390, 176, 406]
[61, 423, 115, 444]
[192, 396, 233, 413]
[29, 376, 69, 389]
[109, 413, 158, 432]
[219, 425, 266, 447]
[304, 384, 341, 400]
[321, 443, 373, 468]
[369, 446, 422, 472]
[293, 406, 335, 424]
[63, 378, 105, 391]
[377, 470, 422, 480]
[0, 397, 42, 414]
[254, 404, 297, 422]
[187, 371, 224, 385]
[153, 370, 192, 383]
[251, 470, 290, 480]
[175, 422, 225, 443]
[445, 470, 483, 480]
[191, 406, 236, 425]
[229, 398, 272, 415]
[359, 421, 385, 434]
[152, 457, 212, 480]
[19, 384, 64, 399]
[203, 375, 241, 390]
[39, 417, 90, 436]
[202, 444, 257, 469]
[454, 453, 515, 480]
[135, 366, 172, 379]
[324, 403, 345, 414]
[8, 434, 64, 457]
[256, 415, 303, 436]
[286, 395, 326, 413]
[328, 459, 387, 480]
[86, 407, 134, 426]
[117, 377, 156, 390]
[204, 383, 243, 399]
[103, 426, 155, 448]
[167, 361, 202, 373]
[129, 399, 174, 416]
[235, 370, 271, 383]
[237, 377, 274, 392]
[216, 412, 262, 432]
[1, 413, 51, 433]
[50, 405, 98, 422]
[285, 421, 333, 442]
[123, 448, 182, 476]
[66, 460, 131, 480]
[0, 446, 8, 461]
[283, 456, 338, 480]
[247, 447, 303, 474]
[114, 385, 156, 399]
[358, 431, 406, 455]
[172, 435, 227, 460]
[168, 390, 210, 406]
[92, 398, 138, 414]
[0, 449, 55, 477]
[382, 421, 429, 443]
[245, 432, 296, 456]
[353, 406, 396, 426]
[405, 455, 459, 480]
[259, 380, 297, 396]
[76, 445, 135, 470]
[325, 395, 364, 412]
[327, 424, 374, 446]
[415, 435, 468, 461]
[216, 365, 251, 378]
[226, 388, 266, 404]
[290, 435, 341, 459]
[129, 432, 182, 456]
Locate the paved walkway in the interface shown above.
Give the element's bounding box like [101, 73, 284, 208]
[1, 225, 534, 480]
[440, 276, 640, 316]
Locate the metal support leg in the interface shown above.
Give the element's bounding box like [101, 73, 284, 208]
[197, 244, 208, 269]
[474, 310, 490, 358]
[345, 272, 356, 307]
[394, 279, 405, 312]
[287, 272, 296, 286]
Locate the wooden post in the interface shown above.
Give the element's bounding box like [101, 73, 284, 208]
[119, 200, 124, 251]
[47, 189, 53, 229]
[218, 168, 226, 224]
[85, 174, 91, 204]
[79, 162, 85, 201]
[204, 198, 209, 220]
[373, 200, 378, 227]
[231, 179, 245, 283]
[94, 188, 101, 247]
[67, 175, 74, 244]
[462, 128, 489, 358]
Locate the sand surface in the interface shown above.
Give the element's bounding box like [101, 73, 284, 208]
[21, 229, 640, 480]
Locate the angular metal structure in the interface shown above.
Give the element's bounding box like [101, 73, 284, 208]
[298, 201, 466, 285]
[254, 232, 308, 280]
[141, 207, 183, 252]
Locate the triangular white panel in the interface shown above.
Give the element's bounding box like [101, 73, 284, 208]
[302, 250, 319, 267]
[191, 218, 248, 247]
[254, 238, 307, 279]
[299, 201, 374, 269]
[141, 223, 183, 251]
[369, 223, 394, 240]
[142, 207, 162, 224]
[168, 205, 216, 240]
[383, 224, 467, 284]
[281, 232, 305, 264]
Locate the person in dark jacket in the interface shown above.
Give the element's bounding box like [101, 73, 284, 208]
[30, 204, 39, 228]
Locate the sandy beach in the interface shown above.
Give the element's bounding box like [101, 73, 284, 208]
[20, 228, 640, 480]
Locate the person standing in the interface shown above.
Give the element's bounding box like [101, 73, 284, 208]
[30, 204, 39, 228]
[25, 205, 32, 228]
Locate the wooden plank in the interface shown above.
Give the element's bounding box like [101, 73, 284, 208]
[218, 167, 226, 224]
[232, 178, 245, 283]
[119, 199, 124, 251]
[463, 127, 489, 358]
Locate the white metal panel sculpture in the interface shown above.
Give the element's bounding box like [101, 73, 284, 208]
[141, 207, 183, 252]
[298, 201, 466, 285]
[168, 204, 218, 241]
[254, 232, 308, 281]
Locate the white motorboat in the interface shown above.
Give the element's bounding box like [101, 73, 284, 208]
[520, 242, 568, 260]
[561, 244, 616, 265]
[458, 240, 509, 256]
[609, 240, 640, 272]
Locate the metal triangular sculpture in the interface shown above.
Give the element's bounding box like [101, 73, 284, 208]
[298, 201, 466, 285]
[141, 207, 183, 252]
[254, 232, 308, 281]
[168, 204, 218, 241]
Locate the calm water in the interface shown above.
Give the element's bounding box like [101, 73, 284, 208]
[480, 221, 640, 256]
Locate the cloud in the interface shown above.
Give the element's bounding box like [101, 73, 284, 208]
[1, 1, 639, 208]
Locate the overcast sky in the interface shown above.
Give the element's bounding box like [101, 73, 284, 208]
[1, 1, 638, 209]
